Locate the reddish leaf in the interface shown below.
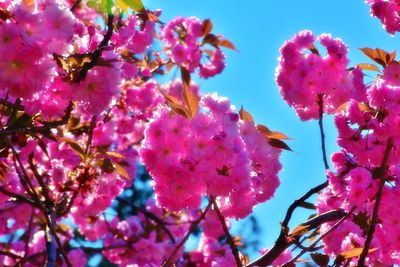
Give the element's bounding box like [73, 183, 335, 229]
[289, 225, 309, 237]
[61, 137, 85, 160]
[267, 131, 290, 140]
[256, 124, 273, 135]
[203, 34, 219, 47]
[309, 44, 320, 56]
[360, 47, 396, 67]
[180, 66, 199, 118]
[239, 106, 254, 122]
[268, 138, 292, 151]
[202, 19, 213, 36]
[114, 162, 130, 179]
[257, 124, 290, 140]
[218, 38, 237, 51]
[357, 63, 380, 72]
[310, 253, 330, 267]
[340, 247, 378, 259]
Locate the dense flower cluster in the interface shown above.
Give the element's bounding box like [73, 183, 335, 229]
[0, 0, 282, 265]
[140, 93, 282, 218]
[162, 16, 226, 78]
[276, 30, 366, 120]
[367, 0, 400, 34]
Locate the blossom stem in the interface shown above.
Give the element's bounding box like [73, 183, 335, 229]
[317, 94, 330, 170]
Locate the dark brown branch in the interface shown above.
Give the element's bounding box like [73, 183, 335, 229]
[115, 196, 176, 243]
[75, 15, 114, 82]
[70, 0, 82, 12]
[162, 201, 212, 267]
[24, 207, 35, 257]
[0, 249, 41, 266]
[246, 181, 328, 267]
[317, 94, 330, 170]
[357, 137, 393, 267]
[84, 115, 96, 160]
[7, 140, 72, 267]
[0, 187, 36, 206]
[283, 209, 351, 266]
[0, 101, 73, 137]
[0, 99, 24, 110]
[211, 196, 242, 267]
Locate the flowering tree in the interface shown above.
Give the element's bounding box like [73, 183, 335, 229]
[0, 0, 399, 266]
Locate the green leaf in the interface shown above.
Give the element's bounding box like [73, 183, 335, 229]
[105, 0, 113, 14]
[119, 0, 145, 12]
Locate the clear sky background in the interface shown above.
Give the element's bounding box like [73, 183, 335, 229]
[143, 0, 400, 261]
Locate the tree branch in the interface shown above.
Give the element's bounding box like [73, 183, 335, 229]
[115, 196, 176, 243]
[357, 137, 393, 267]
[211, 196, 242, 267]
[283, 208, 351, 266]
[317, 94, 330, 170]
[70, 0, 82, 12]
[245, 181, 328, 267]
[162, 201, 212, 267]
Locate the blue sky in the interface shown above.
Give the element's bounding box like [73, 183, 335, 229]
[144, 0, 400, 260]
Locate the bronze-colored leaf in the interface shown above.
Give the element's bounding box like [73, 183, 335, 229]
[61, 137, 85, 160]
[105, 151, 126, 158]
[289, 224, 310, 237]
[114, 162, 130, 179]
[310, 253, 330, 267]
[168, 102, 191, 119]
[202, 19, 213, 36]
[339, 247, 378, 259]
[218, 38, 237, 51]
[256, 124, 273, 135]
[360, 47, 396, 67]
[257, 124, 291, 141]
[180, 66, 198, 118]
[309, 44, 320, 56]
[268, 138, 292, 151]
[267, 131, 290, 140]
[357, 63, 380, 72]
[239, 106, 254, 122]
[358, 102, 370, 112]
[203, 34, 219, 47]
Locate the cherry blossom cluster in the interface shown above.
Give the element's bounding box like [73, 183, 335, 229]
[0, 0, 278, 265]
[140, 93, 282, 219]
[366, 0, 400, 34]
[276, 30, 366, 120]
[161, 16, 226, 78]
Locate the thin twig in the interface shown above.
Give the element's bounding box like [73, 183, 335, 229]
[116, 196, 175, 243]
[211, 196, 242, 267]
[75, 15, 114, 82]
[283, 209, 351, 266]
[24, 207, 35, 257]
[0, 250, 41, 266]
[162, 201, 212, 267]
[0, 101, 73, 137]
[84, 115, 97, 160]
[0, 187, 36, 206]
[317, 94, 330, 170]
[246, 181, 328, 267]
[70, 0, 82, 12]
[357, 137, 393, 267]
[7, 140, 72, 267]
